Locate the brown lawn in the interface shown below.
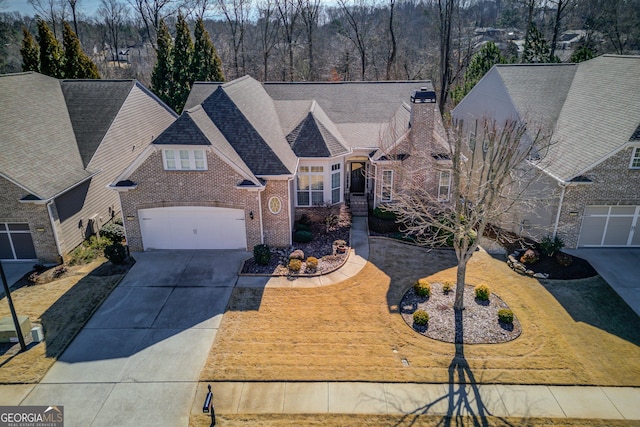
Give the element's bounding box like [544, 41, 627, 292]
[0, 259, 126, 383]
[202, 238, 640, 386]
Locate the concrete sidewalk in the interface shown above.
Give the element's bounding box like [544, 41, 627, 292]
[193, 381, 640, 420]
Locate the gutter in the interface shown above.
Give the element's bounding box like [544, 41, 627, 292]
[553, 182, 568, 237]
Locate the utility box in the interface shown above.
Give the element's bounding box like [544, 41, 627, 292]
[0, 316, 32, 343]
[31, 325, 44, 342]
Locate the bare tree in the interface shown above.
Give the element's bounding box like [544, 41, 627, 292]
[217, 0, 252, 79]
[128, 0, 176, 47]
[385, 0, 396, 80]
[67, 0, 80, 35]
[183, 0, 215, 19]
[436, 0, 458, 112]
[380, 118, 552, 310]
[256, 0, 278, 80]
[274, 0, 300, 81]
[548, 0, 577, 60]
[298, 0, 320, 80]
[336, 0, 374, 81]
[98, 0, 129, 64]
[28, 0, 69, 37]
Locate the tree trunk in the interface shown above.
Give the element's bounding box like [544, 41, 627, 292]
[385, 0, 396, 80]
[454, 257, 467, 310]
[549, 0, 562, 60]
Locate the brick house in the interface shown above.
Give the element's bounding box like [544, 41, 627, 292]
[452, 55, 640, 248]
[112, 75, 448, 251]
[0, 72, 176, 263]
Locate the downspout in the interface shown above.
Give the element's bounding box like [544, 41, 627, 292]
[287, 176, 294, 246]
[46, 201, 63, 261]
[553, 182, 567, 238]
[257, 187, 265, 246]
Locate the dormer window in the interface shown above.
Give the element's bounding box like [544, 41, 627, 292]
[163, 149, 207, 171]
[630, 147, 640, 169]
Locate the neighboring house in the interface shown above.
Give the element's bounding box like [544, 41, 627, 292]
[112, 75, 448, 251]
[0, 72, 176, 263]
[452, 54, 640, 248]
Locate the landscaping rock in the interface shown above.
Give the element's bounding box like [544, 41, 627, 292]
[533, 272, 549, 279]
[289, 249, 304, 260]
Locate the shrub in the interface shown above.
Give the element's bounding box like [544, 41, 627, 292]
[539, 235, 565, 257]
[413, 278, 431, 297]
[293, 230, 313, 243]
[306, 256, 318, 269]
[373, 207, 397, 221]
[104, 243, 127, 264]
[475, 284, 490, 301]
[253, 244, 271, 266]
[288, 258, 302, 272]
[294, 222, 311, 232]
[334, 239, 347, 247]
[555, 252, 573, 267]
[52, 265, 67, 278]
[289, 249, 305, 260]
[298, 214, 312, 226]
[100, 222, 125, 243]
[67, 236, 110, 265]
[114, 217, 124, 226]
[498, 308, 514, 324]
[413, 309, 430, 326]
[442, 281, 453, 294]
[520, 249, 539, 264]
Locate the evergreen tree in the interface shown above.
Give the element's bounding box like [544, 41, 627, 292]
[63, 22, 100, 79]
[170, 13, 193, 113]
[451, 42, 505, 104]
[191, 17, 225, 83]
[37, 19, 64, 78]
[570, 45, 596, 63]
[21, 27, 40, 72]
[522, 23, 559, 63]
[151, 19, 173, 109]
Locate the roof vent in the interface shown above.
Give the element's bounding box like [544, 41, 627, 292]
[410, 87, 436, 104]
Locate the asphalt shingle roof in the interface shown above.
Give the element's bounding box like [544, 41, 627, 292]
[61, 80, 135, 167]
[0, 72, 90, 199]
[201, 78, 295, 175]
[153, 113, 211, 146]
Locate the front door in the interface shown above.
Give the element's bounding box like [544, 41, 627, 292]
[350, 162, 366, 194]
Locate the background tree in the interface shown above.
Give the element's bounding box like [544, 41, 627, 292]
[98, 0, 129, 64]
[569, 44, 595, 63]
[67, 0, 80, 35]
[21, 27, 40, 71]
[436, 0, 458, 112]
[29, 0, 68, 38]
[451, 41, 505, 104]
[37, 19, 64, 77]
[217, 0, 252, 79]
[548, 0, 577, 61]
[298, 0, 320, 81]
[129, 0, 176, 47]
[384, 0, 396, 80]
[256, 0, 278, 81]
[336, 0, 373, 81]
[169, 12, 192, 112]
[150, 18, 172, 106]
[63, 20, 100, 78]
[275, 0, 300, 81]
[191, 16, 224, 82]
[380, 118, 551, 310]
[522, 22, 556, 63]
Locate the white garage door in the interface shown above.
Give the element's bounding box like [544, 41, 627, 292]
[138, 207, 247, 250]
[578, 206, 640, 247]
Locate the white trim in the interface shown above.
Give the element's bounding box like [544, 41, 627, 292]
[552, 183, 566, 237]
[571, 142, 636, 179]
[630, 147, 640, 169]
[47, 201, 63, 259]
[268, 196, 282, 214]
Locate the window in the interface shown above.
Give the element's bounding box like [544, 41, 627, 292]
[268, 196, 282, 214]
[631, 147, 640, 169]
[297, 166, 324, 206]
[438, 170, 451, 201]
[163, 149, 207, 170]
[381, 170, 393, 202]
[331, 163, 341, 204]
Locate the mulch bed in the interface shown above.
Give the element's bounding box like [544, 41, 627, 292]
[241, 221, 350, 275]
[400, 282, 522, 344]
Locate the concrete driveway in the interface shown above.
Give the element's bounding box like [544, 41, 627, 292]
[19, 250, 249, 427]
[565, 248, 640, 317]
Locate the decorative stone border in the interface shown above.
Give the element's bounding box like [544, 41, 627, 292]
[506, 250, 549, 279]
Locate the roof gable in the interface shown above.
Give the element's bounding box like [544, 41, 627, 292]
[0, 72, 89, 199]
[61, 80, 135, 168]
[153, 113, 211, 146]
[202, 81, 294, 175]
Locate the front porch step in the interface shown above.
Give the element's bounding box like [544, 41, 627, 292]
[350, 195, 368, 217]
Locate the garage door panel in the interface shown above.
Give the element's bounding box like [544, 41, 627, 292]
[138, 207, 246, 250]
[578, 216, 606, 246]
[603, 217, 634, 246]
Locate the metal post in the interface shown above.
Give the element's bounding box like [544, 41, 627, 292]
[0, 261, 27, 351]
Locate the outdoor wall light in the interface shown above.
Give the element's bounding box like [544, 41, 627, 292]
[126, 216, 135, 221]
[249, 211, 254, 220]
[569, 211, 578, 217]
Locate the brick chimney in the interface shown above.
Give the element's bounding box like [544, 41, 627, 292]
[409, 87, 437, 154]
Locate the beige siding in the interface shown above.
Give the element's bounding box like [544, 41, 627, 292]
[0, 177, 59, 262]
[119, 150, 266, 252]
[55, 85, 175, 255]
